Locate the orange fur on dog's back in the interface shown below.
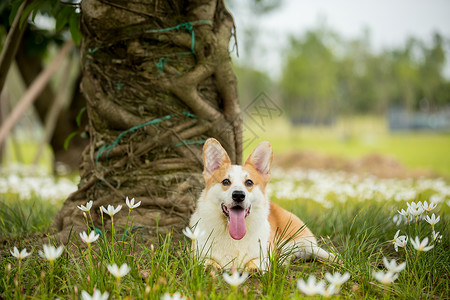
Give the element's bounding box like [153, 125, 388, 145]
[268, 202, 314, 247]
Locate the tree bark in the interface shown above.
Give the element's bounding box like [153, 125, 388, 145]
[52, 0, 242, 243]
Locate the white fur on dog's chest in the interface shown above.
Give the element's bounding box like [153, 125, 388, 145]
[190, 194, 271, 269]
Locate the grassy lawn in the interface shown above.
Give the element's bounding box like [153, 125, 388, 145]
[1, 116, 449, 298]
[1, 167, 448, 299]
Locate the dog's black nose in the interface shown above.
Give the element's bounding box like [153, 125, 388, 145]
[232, 190, 245, 202]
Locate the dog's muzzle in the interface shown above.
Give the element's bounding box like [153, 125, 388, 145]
[221, 203, 251, 240]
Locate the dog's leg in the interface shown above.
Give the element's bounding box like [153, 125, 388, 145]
[286, 238, 336, 262]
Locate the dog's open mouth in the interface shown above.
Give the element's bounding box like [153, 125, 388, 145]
[221, 203, 251, 240]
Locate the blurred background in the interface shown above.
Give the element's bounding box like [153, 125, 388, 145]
[0, 0, 449, 181]
[229, 0, 450, 176]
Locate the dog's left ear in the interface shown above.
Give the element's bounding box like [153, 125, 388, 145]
[244, 141, 273, 181]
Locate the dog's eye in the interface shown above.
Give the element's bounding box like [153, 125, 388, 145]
[222, 179, 231, 186]
[245, 179, 254, 187]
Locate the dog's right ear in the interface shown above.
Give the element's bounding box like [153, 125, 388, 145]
[202, 138, 231, 178]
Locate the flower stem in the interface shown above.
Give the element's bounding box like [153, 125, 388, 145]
[49, 260, 54, 295]
[88, 211, 95, 231]
[15, 259, 22, 298]
[87, 243, 94, 289]
[111, 216, 115, 261]
[115, 277, 121, 299]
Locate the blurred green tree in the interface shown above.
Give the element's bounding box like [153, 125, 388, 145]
[280, 27, 338, 124]
[0, 0, 87, 170]
[279, 24, 450, 121]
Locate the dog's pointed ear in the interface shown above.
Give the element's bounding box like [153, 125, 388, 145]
[203, 138, 231, 177]
[244, 141, 273, 181]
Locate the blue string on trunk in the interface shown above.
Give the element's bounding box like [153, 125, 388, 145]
[95, 112, 202, 162]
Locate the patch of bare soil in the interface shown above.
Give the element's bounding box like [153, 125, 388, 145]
[273, 151, 437, 179]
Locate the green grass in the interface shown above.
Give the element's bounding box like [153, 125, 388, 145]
[243, 116, 450, 176]
[1, 115, 449, 298]
[0, 196, 61, 239]
[1, 186, 448, 299]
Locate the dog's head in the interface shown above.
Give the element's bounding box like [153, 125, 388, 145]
[202, 138, 273, 240]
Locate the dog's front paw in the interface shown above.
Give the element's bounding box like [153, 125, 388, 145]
[244, 258, 261, 272]
[203, 258, 222, 270]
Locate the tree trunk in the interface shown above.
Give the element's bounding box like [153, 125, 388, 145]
[52, 0, 242, 243]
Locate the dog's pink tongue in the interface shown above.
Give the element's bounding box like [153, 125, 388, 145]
[229, 207, 246, 240]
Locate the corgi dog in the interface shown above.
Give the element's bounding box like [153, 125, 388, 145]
[189, 138, 335, 270]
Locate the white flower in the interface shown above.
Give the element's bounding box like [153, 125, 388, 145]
[101, 205, 122, 217]
[78, 200, 93, 212]
[393, 235, 408, 252]
[392, 230, 400, 244]
[392, 215, 406, 226]
[410, 236, 434, 252]
[407, 201, 424, 217]
[297, 275, 326, 295]
[39, 244, 64, 262]
[422, 201, 437, 211]
[81, 289, 109, 300]
[80, 231, 100, 244]
[425, 213, 440, 226]
[320, 284, 338, 297]
[432, 231, 442, 243]
[223, 271, 249, 286]
[408, 201, 424, 216]
[161, 292, 186, 300]
[125, 197, 141, 209]
[397, 209, 409, 217]
[182, 226, 204, 240]
[373, 270, 399, 284]
[325, 272, 350, 286]
[107, 263, 131, 278]
[10, 247, 32, 259]
[382, 257, 406, 273]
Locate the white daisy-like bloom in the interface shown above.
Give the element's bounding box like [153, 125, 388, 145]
[397, 209, 409, 217]
[79, 231, 100, 244]
[382, 257, 406, 273]
[422, 201, 437, 211]
[107, 263, 131, 278]
[392, 215, 400, 226]
[324, 272, 350, 287]
[161, 292, 186, 300]
[39, 244, 64, 262]
[125, 197, 141, 209]
[320, 284, 338, 297]
[182, 226, 205, 240]
[297, 275, 326, 295]
[223, 271, 249, 286]
[410, 236, 434, 252]
[373, 271, 399, 284]
[432, 231, 442, 243]
[425, 213, 440, 226]
[392, 230, 401, 244]
[101, 205, 122, 217]
[10, 247, 32, 260]
[407, 201, 424, 217]
[394, 235, 408, 252]
[77, 200, 93, 212]
[81, 289, 110, 300]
